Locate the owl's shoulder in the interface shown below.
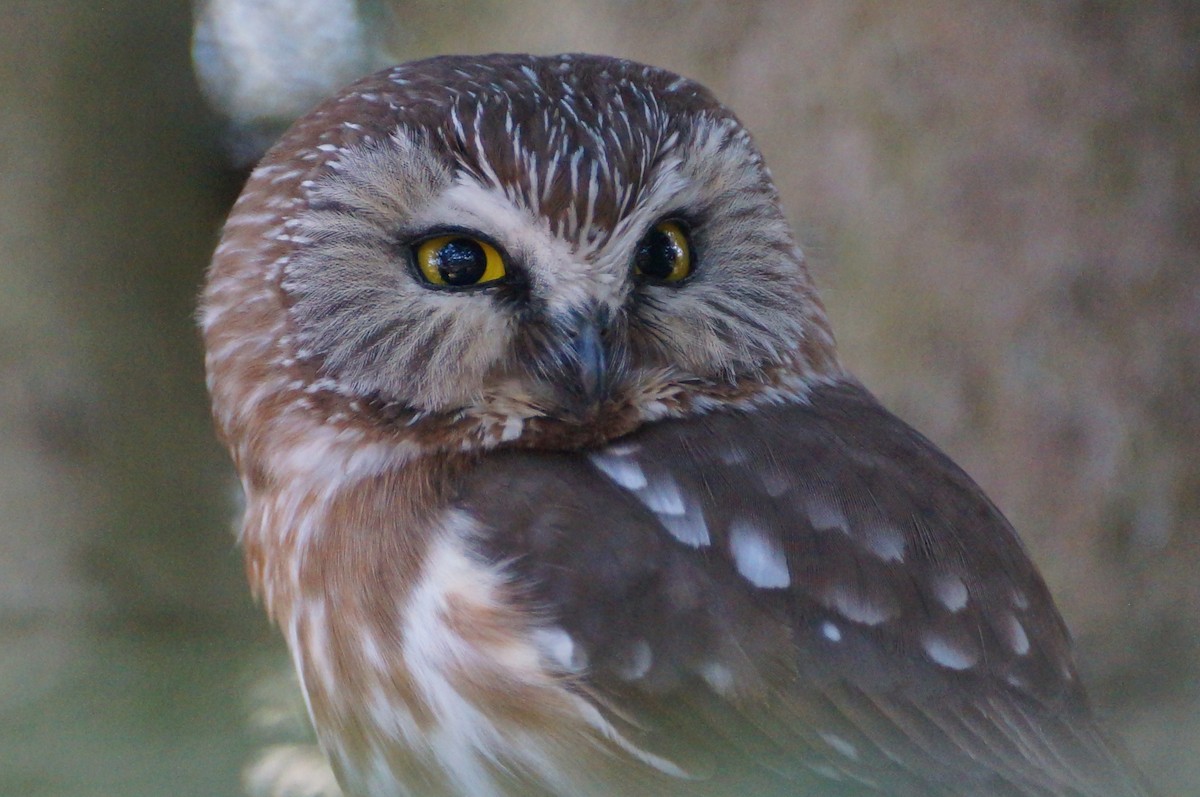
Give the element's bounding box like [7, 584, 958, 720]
[447, 380, 1151, 795]
[460, 379, 1079, 704]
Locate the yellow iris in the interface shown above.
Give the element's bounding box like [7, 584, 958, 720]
[634, 220, 692, 283]
[415, 235, 507, 287]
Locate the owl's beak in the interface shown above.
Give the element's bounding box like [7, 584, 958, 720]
[559, 305, 610, 416]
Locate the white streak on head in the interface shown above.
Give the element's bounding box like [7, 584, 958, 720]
[728, 519, 791, 588]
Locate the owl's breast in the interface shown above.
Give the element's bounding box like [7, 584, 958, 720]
[265, 475, 686, 797]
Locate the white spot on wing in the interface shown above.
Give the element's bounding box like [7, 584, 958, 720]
[1001, 613, 1031, 656]
[821, 621, 843, 642]
[819, 731, 859, 761]
[615, 639, 653, 681]
[921, 631, 979, 670]
[589, 450, 647, 490]
[718, 446, 747, 465]
[533, 626, 588, 673]
[592, 445, 712, 549]
[859, 518, 906, 562]
[822, 583, 896, 625]
[810, 764, 845, 781]
[931, 573, 969, 612]
[638, 475, 686, 516]
[605, 441, 640, 457]
[729, 519, 790, 588]
[658, 509, 710, 548]
[805, 495, 849, 533]
[761, 470, 789, 498]
[698, 661, 735, 695]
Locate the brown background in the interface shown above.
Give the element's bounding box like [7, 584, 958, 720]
[0, 2, 1195, 795]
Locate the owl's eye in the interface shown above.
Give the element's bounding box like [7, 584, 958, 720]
[414, 235, 507, 287]
[634, 221, 692, 283]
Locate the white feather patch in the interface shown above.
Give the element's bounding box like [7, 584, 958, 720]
[728, 518, 791, 588]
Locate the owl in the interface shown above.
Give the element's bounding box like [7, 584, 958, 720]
[202, 54, 1149, 797]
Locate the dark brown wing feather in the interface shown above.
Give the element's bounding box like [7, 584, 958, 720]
[457, 380, 1149, 796]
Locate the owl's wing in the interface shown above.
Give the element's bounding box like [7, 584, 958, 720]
[456, 380, 1148, 797]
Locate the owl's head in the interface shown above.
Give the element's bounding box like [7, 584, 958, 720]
[205, 54, 840, 454]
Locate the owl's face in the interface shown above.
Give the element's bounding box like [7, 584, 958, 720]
[276, 55, 837, 442]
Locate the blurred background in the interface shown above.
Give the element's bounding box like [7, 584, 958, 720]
[0, 1, 1196, 795]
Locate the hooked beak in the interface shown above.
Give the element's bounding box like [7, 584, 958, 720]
[557, 305, 611, 416]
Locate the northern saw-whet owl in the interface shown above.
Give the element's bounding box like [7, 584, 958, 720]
[202, 54, 1149, 797]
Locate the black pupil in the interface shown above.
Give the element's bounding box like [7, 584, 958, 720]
[636, 227, 683, 280]
[436, 238, 488, 285]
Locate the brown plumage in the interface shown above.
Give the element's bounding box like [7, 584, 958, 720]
[201, 53, 1148, 796]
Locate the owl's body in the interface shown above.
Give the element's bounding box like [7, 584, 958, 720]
[203, 54, 1147, 796]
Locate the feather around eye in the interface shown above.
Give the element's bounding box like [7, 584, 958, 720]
[415, 235, 507, 287]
